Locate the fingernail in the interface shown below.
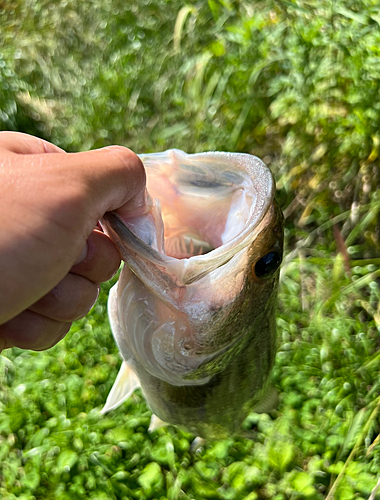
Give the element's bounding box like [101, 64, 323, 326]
[74, 243, 88, 265]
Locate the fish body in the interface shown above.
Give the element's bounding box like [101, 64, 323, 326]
[101, 150, 283, 439]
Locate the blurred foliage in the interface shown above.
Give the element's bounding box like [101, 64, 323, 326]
[1, 0, 380, 498]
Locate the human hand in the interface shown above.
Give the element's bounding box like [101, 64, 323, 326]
[0, 132, 146, 352]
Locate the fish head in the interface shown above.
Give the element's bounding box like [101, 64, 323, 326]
[101, 151, 283, 438]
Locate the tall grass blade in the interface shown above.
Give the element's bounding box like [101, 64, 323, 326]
[345, 201, 380, 247]
[230, 97, 254, 149]
[173, 6, 197, 54]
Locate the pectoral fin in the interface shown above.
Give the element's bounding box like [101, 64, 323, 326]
[101, 361, 141, 414]
[148, 414, 169, 432]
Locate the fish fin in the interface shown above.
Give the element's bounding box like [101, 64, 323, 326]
[101, 361, 141, 414]
[148, 414, 169, 432]
[190, 437, 206, 453]
[252, 386, 279, 414]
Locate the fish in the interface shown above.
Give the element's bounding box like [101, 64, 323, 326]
[100, 150, 284, 439]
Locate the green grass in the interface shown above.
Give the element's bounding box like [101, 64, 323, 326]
[0, 0, 380, 498]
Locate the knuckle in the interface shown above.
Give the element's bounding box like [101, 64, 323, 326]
[105, 145, 136, 163]
[105, 145, 146, 189]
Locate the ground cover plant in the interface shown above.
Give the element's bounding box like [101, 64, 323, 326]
[0, 0, 379, 498]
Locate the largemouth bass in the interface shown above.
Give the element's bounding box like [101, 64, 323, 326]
[101, 150, 283, 439]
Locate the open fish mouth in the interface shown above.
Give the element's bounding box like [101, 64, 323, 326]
[102, 150, 276, 286]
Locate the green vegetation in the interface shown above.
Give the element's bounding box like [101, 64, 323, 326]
[0, 0, 379, 498]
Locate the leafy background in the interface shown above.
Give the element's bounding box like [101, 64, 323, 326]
[0, 0, 380, 498]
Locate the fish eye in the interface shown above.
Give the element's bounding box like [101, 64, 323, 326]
[254, 251, 282, 279]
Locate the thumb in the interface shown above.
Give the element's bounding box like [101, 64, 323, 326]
[52, 145, 147, 223]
